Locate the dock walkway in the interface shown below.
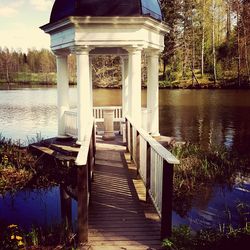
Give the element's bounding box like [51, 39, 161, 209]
[88, 135, 162, 250]
[30, 134, 164, 249]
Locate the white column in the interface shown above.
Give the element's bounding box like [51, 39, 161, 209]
[128, 52, 133, 118]
[75, 47, 91, 144]
[147, 50, 160, 136]
[56, 54, 69, 137]
[121, 56, 129, 118]
[89, 56, 93, 116]
[128, 47, 142, 127]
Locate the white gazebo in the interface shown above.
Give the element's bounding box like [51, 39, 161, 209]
[39, 2, 181, 245]
[41, 0, 168, 144]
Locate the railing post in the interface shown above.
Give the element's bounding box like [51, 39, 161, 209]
[161, 160, 174, 240]
[125, 118, 129, 152]
[136, 130, 140, 177]
[146, 142, 151, 203]
[130, 123, 133, 160]
[60, 185, 72, 234]
[92, 121, 96, 157]
[77, 164, 88, 245]
[88, 140, 93, 196]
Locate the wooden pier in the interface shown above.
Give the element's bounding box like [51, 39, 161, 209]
[30, 113, 179, 250]
[88, 135, 162, 249]
[31, 135, 163, 249]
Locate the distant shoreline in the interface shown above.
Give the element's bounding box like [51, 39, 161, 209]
[0, 81, 250, 90]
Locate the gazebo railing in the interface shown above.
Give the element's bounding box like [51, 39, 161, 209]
[64, 110, 78, 137]
[93, 106, 123, 122]
[125, 115, 179, 239]
[64, 106, 123, 137]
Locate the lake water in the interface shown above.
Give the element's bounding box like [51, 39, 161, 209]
[1, 88, 250, 155]
[0, 87, 249, 231]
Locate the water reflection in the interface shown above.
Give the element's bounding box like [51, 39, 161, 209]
[0, 186, 78, 232]
[159, 90, 250, 156]
[0, 89, 58, 142]
[1, 88, 250, 156]
[173, 181, 250, 230]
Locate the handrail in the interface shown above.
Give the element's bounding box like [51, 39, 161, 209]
[75, 118, 96, 244]
[126, 115, 179, 165]
[125, 115, 179, 239]
[75, 118, 94, 166]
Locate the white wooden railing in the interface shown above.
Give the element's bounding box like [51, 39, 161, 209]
[75, 119, 96, 166]
[93, 106, 123, 122]
[64, 106, 123, 137]
[64, 110, 78, 137]
[75, 118, 96, 244]
[125, 115, 179, 239]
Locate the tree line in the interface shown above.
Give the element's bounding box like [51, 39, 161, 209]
[0, 0, 249, 87]
[0, 48, 56, 84]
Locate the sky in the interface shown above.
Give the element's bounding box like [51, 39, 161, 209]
[0, 0, 54, 52]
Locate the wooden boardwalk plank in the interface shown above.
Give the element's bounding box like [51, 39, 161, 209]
[88, 136, 163, 250]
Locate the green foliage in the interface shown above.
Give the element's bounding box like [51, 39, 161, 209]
[0, 224, 25, 250]
[162, 224, 250, 250]
[216, 62, 224, 80]
[160, 0, 250, 87]
[159, 79, 180, 88]
[0, 47, 56, 84]
[0, 135, 36, 170]
[27, 227, 39, 246]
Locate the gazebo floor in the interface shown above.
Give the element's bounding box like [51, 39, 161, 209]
[87, 136, 163, 250]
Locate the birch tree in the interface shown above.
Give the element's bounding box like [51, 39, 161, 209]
[212, 0, 217, 83]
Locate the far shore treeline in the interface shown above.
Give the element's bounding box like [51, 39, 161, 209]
[0, 0, 249, 88]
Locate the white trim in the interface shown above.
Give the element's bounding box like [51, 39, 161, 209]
[41, 16, 168, 34]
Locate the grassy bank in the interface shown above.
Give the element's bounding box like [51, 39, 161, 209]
[1, 71, 250, 89]
[159, 73, 250, 89]
[0, 136, 37, 194]
[0, 72, 57, 85]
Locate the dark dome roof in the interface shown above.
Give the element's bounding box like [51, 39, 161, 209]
[50, 0, 163, 23]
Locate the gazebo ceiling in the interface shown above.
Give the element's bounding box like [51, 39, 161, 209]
[50, 0, 163, 24]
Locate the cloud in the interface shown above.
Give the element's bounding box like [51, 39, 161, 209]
[30, 0, 53, 11]
[0, 7, 17, 17]
[0, 1, 25, 17]
[0, 0, 52, 51]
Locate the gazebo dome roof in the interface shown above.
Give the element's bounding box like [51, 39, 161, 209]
[50, 0, 163, 23]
